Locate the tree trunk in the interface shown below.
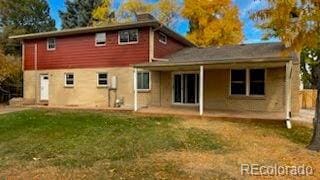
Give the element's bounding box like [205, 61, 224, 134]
[308, 66, 320, 151]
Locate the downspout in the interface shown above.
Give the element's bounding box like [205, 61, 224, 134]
[34, 42, 38, 104]
[21, 41, 25, 98]
[149, 27, 154, 62]
[285, 61, 293, 129]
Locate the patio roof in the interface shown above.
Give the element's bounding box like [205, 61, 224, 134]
[134, 42, 297, 68]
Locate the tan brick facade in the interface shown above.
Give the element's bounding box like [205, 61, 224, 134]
[148, 62, 300, 115]
[24, 67, 153, 109]
[24, 61, 300, 116]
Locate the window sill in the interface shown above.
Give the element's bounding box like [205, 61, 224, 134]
[137, 89, 151, 93]
[159, 40, 167, 45]
[64, 85, 74, 88]
[97, 85, 108, 88]
[95, 44, 106, 47]
[228, 95, 266, 100]
[118, 42, 139, 45]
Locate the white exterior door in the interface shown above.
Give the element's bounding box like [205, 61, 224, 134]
[40, 74, 49, 101]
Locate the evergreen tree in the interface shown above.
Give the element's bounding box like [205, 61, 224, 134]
[60, 0, 102, 29]
[0, 0, 56, 55]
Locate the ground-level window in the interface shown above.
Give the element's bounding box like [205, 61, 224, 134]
[65, 73, 74, 87]
[137, 71, 150, 90]
[47, 38, 56, 50]
[231, 69, 246, 95]
[230, 69, 265, 96]
[250, 69, 265, 95]
[97, 73, 108, 87]
[119, 29, 138, 44]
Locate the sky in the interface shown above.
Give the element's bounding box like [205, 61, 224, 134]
[47, 0, 278, 44]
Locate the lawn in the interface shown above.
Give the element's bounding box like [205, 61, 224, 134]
[0, 109, 318, 179]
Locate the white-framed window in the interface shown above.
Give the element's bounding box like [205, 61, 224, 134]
[230, 69, 265, 96]
[97, 72, 108, 87]
[95, 33, 106, 46]
[159, 32, 167, 44]
[64, 73, 74, 87]
[119, 29, 138, 44]
[47, 38, 56, 50]
[137, 71, 150, 91]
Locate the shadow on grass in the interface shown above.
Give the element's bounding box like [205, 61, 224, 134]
[237, 120, 313, 145]
[0, 109, 225, 168]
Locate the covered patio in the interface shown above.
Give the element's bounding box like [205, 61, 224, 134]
[133, 43, 299, 128]
[138, 106, 286, 121]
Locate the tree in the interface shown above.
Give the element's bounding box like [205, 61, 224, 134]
[154, 0, 182, 28]
[251, 0, 320, 151]
[0, 52, 22, 86]
[92, 0, 116, 26]
[0, 0, 55, 55]
[60, 0, 102, 29]
[182, 0, 243, 47]
[300, 48, 320, 89]
[118, 0, 153, 22]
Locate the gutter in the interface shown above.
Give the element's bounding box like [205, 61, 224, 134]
[133, 57, 294, 68]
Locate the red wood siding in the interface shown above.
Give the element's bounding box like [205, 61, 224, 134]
[24, 40, 35, 70]
[24, 28, 150, 70]
[154, 31, 186, 59]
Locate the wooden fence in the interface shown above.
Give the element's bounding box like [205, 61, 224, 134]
[299, 89, 317, 109]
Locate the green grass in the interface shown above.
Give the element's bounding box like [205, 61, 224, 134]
[241, 121, 313, 145]
[0, 109, 223, 169]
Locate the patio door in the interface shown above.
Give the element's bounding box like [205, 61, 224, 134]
[173, 73, 199, 104]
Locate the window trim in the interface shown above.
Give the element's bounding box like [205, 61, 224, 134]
[95, 32, 106, 47]
[118, 29, 139, 45]
[171, 71, 200, 106]
[64, 73, 74, 88]
[47, 38, 56, 51]
[159, 32, 167, 44]
[96, 72, 108, 87]
[137, 70, 151, 92]
[229, 68, 266, 97]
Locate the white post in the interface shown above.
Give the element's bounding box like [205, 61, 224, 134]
[285, 61, 292, 129]
[134, 68, 138, 111]
[200, 66, 204, 115]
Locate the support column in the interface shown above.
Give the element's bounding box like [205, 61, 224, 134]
[200, 66, 204, 115]
[134, 68, 138, 111]
[285, 61, 293, 129]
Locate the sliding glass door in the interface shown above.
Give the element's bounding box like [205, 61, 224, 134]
[173, 73, 199, 104]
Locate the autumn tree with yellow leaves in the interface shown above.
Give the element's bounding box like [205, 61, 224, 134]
[154, 0, 182, 28]
[252, 0, 320, 151]
[182, 0, 243, 47]
[118, 0, 153, 22]
[92, 0, 116, 26]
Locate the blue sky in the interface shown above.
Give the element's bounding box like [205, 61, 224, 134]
[47, 0, 277, 43]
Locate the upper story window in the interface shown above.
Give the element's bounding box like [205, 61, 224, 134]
[65, 73, 74, 87]
[119, 29, 138, 44]
[97, 72, 108, 87]
[230, 69, 265, 96]
[47, 38, 56, 51]
[95, 33, 106, 46]
[159, 32, 167, 44]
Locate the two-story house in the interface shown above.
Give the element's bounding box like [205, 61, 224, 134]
[11, 14, 300, 128]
